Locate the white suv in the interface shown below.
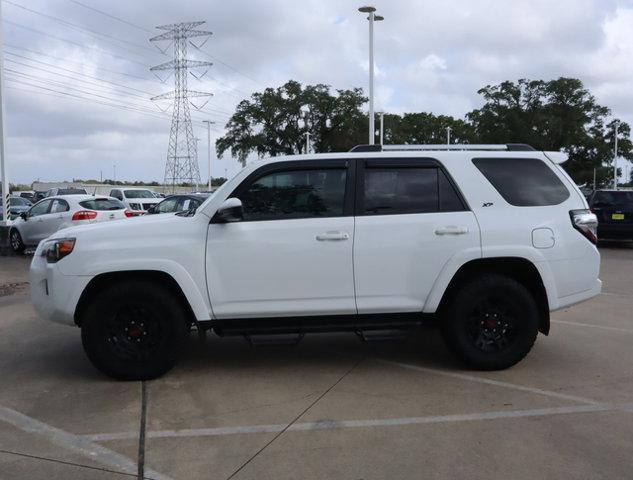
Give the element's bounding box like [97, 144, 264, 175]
[109, 187, 160, 214]
[30, 144, 601, 380]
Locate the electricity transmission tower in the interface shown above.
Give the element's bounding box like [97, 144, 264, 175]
[150, 22, 213, 191]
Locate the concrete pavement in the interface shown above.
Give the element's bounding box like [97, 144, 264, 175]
[0, 244, 632, 479]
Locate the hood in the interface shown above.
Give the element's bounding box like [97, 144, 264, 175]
[49, 210, 190, 241]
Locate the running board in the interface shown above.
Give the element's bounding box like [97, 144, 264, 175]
[210, 312, 434, 337]
[245, 333, 305, 347]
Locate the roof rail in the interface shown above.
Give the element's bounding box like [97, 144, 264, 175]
[349, 143, 535, 152]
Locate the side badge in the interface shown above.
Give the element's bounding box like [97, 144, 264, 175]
[482, 202, 494, 207]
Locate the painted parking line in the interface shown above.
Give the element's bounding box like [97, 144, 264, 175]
[82, 403, 624, 443]
[0, 405, 173, 480]
[551, 319, 633, 334]
[378, 359, 600, 405]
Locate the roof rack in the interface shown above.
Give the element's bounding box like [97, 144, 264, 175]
[349, 143, 535, 153]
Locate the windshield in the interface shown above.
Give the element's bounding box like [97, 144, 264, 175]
[593, 191, 633, 208]
[124, 190, 155, 199]
[79, 198, 126, 211]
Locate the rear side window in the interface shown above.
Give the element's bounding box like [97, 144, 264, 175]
[362, 167, 465, 215]
[472, 157, 570, 207]
[79, 198, 125, 210]
[240, 168, 347, 221]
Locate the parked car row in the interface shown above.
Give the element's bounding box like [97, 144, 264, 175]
[8, 191, 212, 253]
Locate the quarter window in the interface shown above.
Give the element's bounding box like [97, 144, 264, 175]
[473, 157, 570, 207]
[50, 199, 69, 213]
[240, 168, 347, 221]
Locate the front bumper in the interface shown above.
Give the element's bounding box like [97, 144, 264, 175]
[30, 245, 92, 326]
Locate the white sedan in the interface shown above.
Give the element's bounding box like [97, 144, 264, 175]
[9, 195, 132, 253]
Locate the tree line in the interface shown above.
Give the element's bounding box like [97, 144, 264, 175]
[216, 78, 633, 187]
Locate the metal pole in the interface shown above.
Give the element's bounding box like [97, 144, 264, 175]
[203, 121, 213, 190]
[305, 132, 310, 154]
[0, 1, 9, 225]
[379, 112, 384, 145]
[113, 164, 116, 184]
[368, 11, 375, 145]
[614, 121, 619, 190]
[446, 126, 452, 146]
[593, 168, 596, 191]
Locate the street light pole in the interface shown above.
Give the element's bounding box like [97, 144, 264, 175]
[359, 6, 383, 145]
[379, 112, 384, 145]
[614, 121, 619, 190]
[446, 126, 452, 146]
[202, 120, 215, 190]
[305, 132, 310, 154]
[0, 1, 9, 225]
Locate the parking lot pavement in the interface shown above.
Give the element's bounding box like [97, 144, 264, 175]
[1, 244, 632, 479]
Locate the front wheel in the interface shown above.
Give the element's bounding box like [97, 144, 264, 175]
[9, 229, 24, 254]
[80, 280, 189, 380]
[440, 274, 539, 370]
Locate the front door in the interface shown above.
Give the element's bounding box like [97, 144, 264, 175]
[206, 160, 356, 319]
[20, 199, 52, 245]
[353, 158, 481, 313]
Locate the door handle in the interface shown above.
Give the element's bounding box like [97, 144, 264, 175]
[316, 231, 349, 241]
[434, 225, 468, 236]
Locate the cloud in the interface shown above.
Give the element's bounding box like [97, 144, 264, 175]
[1, 0, 632, 183]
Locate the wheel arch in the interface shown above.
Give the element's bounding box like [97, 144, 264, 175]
[74, 270, 198, 327]
[435, 257, 551, 335]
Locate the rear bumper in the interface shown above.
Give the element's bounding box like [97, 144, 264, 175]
[552, 278, 602, 311]
[598, 223, 633, 240]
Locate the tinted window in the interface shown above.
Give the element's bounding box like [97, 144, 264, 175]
[79, 198, 125, 210]
[240, 168, 347, 221]
[50, 199, 69, 213]
[58, 188, 87, 195]
[124, 190, 155, 199]
[363, 167, 438, 215]
[29, 200, 51, 217]
[591, 191, 633, 208]
[439, 170, 466, 212]
[473, 158, 570, 207]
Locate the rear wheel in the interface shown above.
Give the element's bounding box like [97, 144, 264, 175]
[80, 280, 189, 380]
[9, 229, 24, 254]
[441, 274, 539, 370]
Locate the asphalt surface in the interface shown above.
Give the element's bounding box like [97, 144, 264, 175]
[0, 244, 632, 479]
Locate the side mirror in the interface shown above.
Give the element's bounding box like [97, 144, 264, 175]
[19, 212, 28, 221]
[147, 205, 156, 214]
[212, 198, 243, 223]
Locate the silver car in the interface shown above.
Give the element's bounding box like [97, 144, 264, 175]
[9, 195, 131, 253]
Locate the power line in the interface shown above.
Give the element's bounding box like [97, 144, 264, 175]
[67, 0, 153, 34]
[3, 0, 165, 59]
[4, 43, 152, 82]
[4, 19, 150, 68]
[5, 52, 158, 97]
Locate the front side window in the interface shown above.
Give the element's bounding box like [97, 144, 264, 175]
[239, 168, 347, 221]
[155, 198, 179, 213]
[29, 200, 52, 217]
[473, 157, 570, 207]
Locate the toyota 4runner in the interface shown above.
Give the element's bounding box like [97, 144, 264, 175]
[30, 144, 601, 380]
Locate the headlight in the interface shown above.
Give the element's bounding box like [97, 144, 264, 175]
[42, 238, 76, 263]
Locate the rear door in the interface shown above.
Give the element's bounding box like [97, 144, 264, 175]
[42, 198, 71, 237]
[353, 158, 480, 313]
[206, 160, 356, 319]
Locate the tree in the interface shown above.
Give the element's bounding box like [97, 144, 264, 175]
[383, 113, 476, 145]
[216, 80, 367, 165]
[467, 78, 633, 187]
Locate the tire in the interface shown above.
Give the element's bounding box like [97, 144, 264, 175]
[9, 229, 24, 254]
[80, 280, 190, 380]
[440, 274, 539, 370]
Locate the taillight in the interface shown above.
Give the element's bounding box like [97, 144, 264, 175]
[570, 209, 598, 245]
[72, 210, 97, 221]
[124, 210, 135, 217]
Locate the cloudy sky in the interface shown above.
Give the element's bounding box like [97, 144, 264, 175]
[3, 0, 633, 184]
